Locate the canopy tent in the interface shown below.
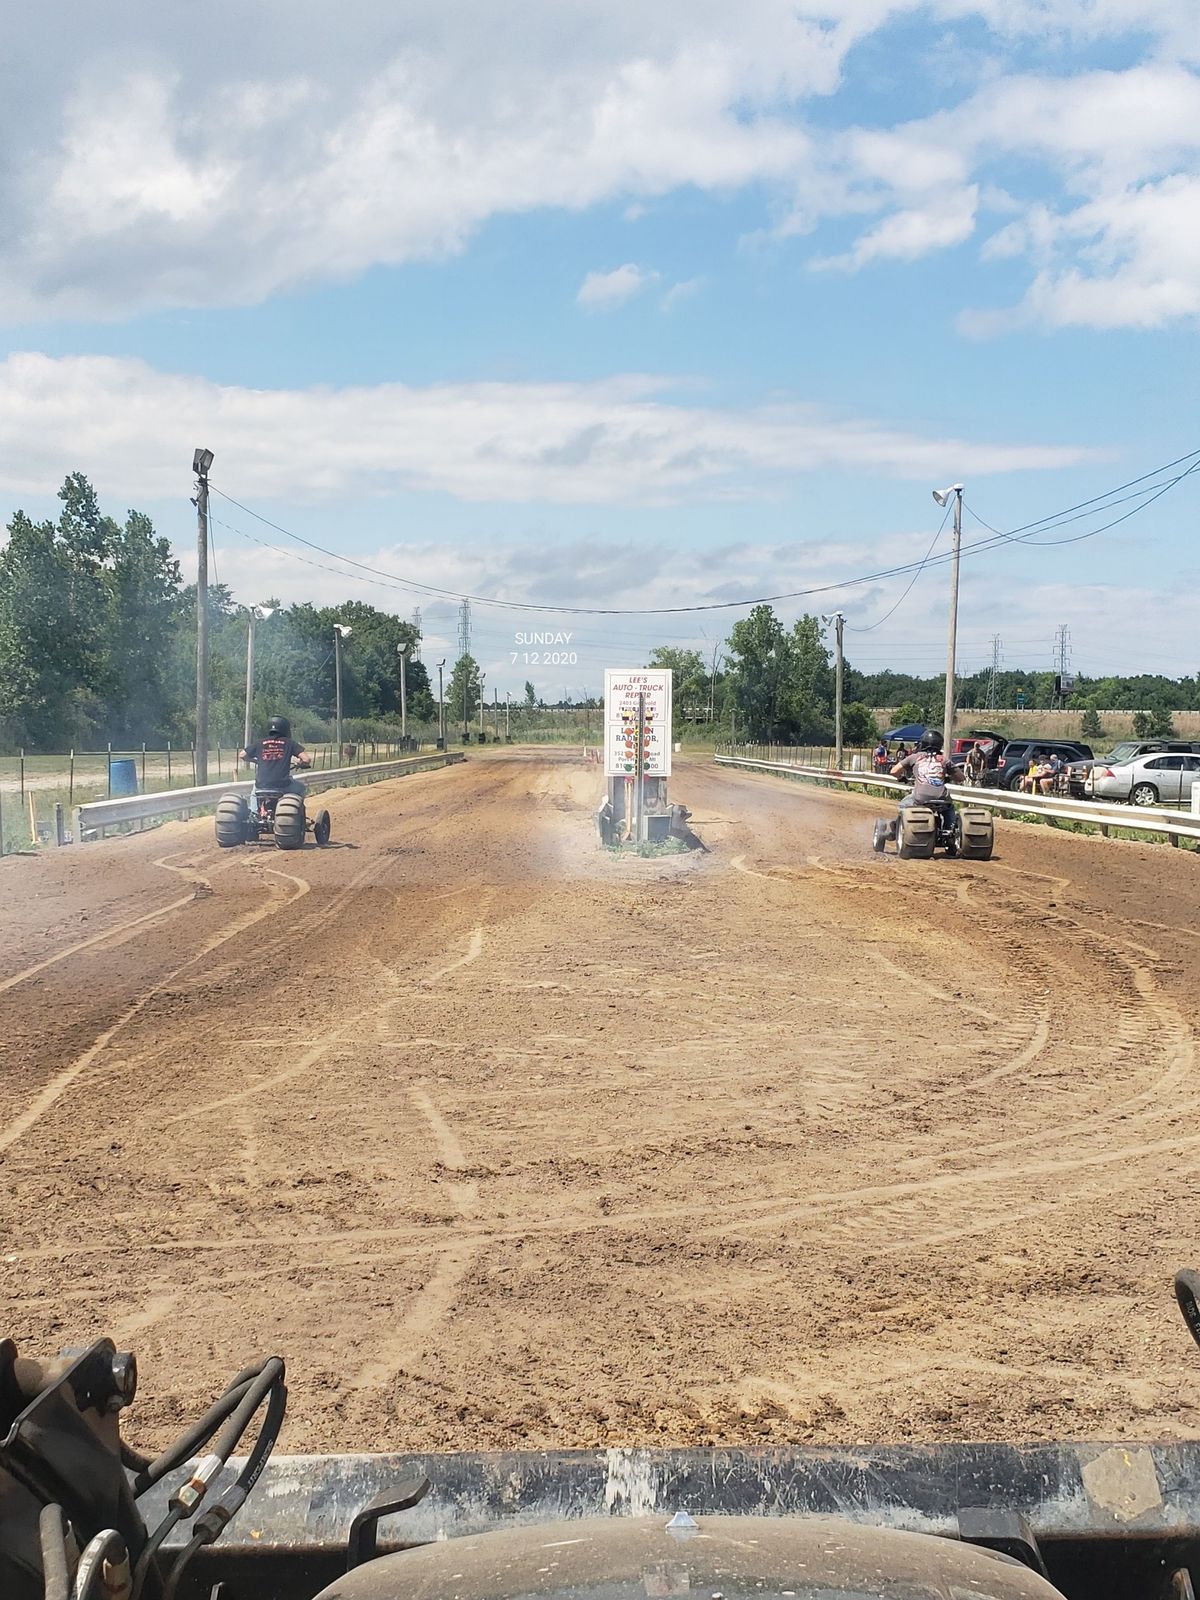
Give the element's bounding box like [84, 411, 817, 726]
[881, 723, 926, 742]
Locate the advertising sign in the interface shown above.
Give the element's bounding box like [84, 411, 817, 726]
[603, 668, 672, 778]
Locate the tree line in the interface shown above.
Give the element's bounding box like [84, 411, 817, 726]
[650, 604, 1200, 744]
[0, 475, 434, 751]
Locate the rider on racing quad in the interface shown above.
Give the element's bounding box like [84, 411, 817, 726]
[883, 727, 954, 842]
[239, 715, 311, 809]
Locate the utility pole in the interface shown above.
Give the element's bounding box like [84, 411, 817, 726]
[437, 660, 446, 749]
[824, 612, 845, 767]
[243, 609, 256, 755]
[505, 690, 511, 742]
[397, 642, 409, 740]
[986, 634, 1002, 712]
[933, 483, 964, 752]
[334, 623, 352, 756]
[494, 687, 500, 739]
[410, 608, 422, 659]
[479, 672, 486, 738]
[193, 448, 214, 785]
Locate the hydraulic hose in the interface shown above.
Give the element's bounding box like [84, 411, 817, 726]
[130, 1362, 268, 1495]
[38, 1505, 70, 1600]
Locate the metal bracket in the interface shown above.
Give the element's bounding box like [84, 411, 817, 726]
[346, 1474, 432, 1570]
[957, 1508, 1048, 1578]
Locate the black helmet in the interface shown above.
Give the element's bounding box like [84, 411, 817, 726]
[918, 728, 943, 752]
[267, 715, 291, 738]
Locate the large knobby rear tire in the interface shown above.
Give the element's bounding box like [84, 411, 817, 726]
[215, 793, 250, 848]
[273, 793, 306, 850]
[957, 807, 995, 861]
[897, 807, 936, 859]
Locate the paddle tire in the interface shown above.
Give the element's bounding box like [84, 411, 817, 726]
[215, 793, 250, 848]
[957, 807, 995, 861]
[313, 808, 332, 847]
[896, 806, 936, 860]
[273, 793, 307, 850]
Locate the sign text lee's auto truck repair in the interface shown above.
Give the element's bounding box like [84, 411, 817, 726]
[603, 669, 673, 778]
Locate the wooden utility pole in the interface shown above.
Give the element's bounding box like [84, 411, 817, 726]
[193, 449, 213, 786]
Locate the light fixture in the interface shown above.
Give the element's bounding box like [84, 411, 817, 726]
[932, 484, 963, 507]
[334, 623, 352, 638]
[396, 642, 409, 656]
[254, 604, 275, 620]
[193, 447, 214, 476]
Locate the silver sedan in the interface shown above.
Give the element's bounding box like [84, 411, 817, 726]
[1086, 752, 1200, 806]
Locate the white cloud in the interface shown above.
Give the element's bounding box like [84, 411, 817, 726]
[0, 353, 1096, 508]
[0, 3, 1195, 329]
[577, 263, 658, 308]
[660, 277, 704, 311]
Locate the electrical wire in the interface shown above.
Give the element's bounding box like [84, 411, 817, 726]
[846, 503, 949, 634]
[207, 444, 1200, 618]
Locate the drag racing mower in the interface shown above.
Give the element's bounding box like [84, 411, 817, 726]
[10, 1272, 1200, 1600]
[873, 798, 994, 860]
[214, 783, 331, 851]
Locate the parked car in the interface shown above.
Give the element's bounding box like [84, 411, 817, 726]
[1066, 740, 1200, 796]
[952, 729, 1007, 755]
[980, 738, 1092, 791]
[1086, 751, 1200, 807]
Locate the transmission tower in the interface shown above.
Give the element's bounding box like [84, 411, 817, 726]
[410, 607, 422, 659]
[1052, 623, 1071, 707]
[457, 598, 472, 661]
[985, 634, 1002, 711]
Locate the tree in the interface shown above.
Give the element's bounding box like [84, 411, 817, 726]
[524, 680, 537, 706]
[1079, 703, 1105, 740]
[783, 615, 833, 741]
[647, 646, 708, 729]
[449, 654, 482, 732]
[842, 702, 878, 745]
[726, 606, 794, 740]
[1132, 706, 1175, 738]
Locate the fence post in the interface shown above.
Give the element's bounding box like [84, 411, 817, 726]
[191, 743, 196, 784]
[20, 748, 25, 802]
[0, 781, 4, 856]
[69, 749, 75, 810]
[141, 742, 147, 791]
[217, 743, 222, 778]
[55, 804, 66, 846]
[167, 741, 172, 786]
[107, 744, 113, 797]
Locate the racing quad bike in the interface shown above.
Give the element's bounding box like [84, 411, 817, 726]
[215, 785, 331, 851]
[873, 799, 994, 860]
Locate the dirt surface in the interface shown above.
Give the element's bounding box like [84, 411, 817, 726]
[2, 749, 1200, 1453]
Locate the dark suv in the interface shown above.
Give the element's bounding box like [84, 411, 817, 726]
[980, 738, 1092, 791]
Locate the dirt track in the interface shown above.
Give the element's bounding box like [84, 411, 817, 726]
[2, 749, 1200, 1452]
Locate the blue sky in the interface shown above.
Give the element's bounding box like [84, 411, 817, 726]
[0, 0, 1197, 695]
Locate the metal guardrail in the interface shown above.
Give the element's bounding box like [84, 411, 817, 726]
[715, 756, 1200, 846]
[74, 752, 464, 841]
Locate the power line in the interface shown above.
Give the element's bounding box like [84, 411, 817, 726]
[846, 502, 950, 633]
[206, 445, 1200, 618]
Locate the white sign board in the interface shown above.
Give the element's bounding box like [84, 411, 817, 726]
[603, 668, 673, 778]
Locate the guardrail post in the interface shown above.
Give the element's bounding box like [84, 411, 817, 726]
[55, 803, 66, 846]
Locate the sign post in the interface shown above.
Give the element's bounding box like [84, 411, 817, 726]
[603, 668, 673, 843]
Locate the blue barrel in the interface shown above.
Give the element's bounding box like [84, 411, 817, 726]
[110, 758, 139, 797]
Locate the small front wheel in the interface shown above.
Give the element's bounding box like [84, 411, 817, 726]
[1130, 783, 1159, 807]
[872, 819, 889, 853]
[313, 809, 331, 846]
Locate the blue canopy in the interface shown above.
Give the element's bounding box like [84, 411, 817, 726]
[882, 723, 926, 742]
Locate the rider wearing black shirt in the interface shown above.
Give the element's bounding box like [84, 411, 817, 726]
[240, 715, 311, 796]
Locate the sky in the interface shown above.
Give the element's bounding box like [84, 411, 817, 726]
[0, 0, 1197, 696]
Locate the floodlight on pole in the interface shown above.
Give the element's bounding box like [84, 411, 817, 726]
[931, 484, 965, 755]
[333, 624, 352, 756]
[396, 641, 410, 741]
[193, 448, 214, 785]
